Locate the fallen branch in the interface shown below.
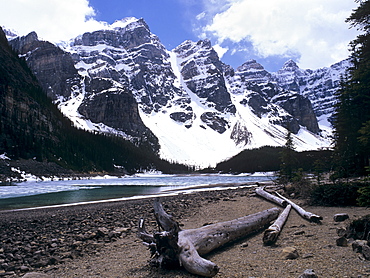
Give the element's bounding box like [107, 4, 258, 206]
[275, 192, 323, 223]
[138, 198, 280, 277]
[255, 186, 287, 207]
[179, 207, 281, 256]
[263, 204, 292, 245]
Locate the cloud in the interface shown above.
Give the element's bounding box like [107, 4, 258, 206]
[213, 44, 229, 59]
[196, 12, 206, 20]
[1, 0, 105, 42]
[201, 0, 360, 69]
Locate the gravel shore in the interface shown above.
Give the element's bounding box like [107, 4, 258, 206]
[1, 186, 370, 278]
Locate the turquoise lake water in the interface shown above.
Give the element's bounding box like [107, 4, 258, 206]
[0, 174, 273, 210]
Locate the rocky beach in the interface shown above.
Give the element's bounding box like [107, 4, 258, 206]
[0, 186, 370, 278]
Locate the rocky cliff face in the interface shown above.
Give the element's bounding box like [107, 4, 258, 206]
[9, 32, 80, 100]
[77, 78, 155, 144]
[225, 59, 320, 134]
[0, 27, 60, 158]
[71, 18, 182, 116]
[174, 40, 236, 115]
[5, 17, 349, 167]
[9, 25, 159, 151]
[272, 59, 349, 118]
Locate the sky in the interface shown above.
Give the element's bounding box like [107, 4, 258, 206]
[1, 0, 360, 72]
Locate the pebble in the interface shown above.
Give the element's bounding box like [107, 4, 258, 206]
[336, 236, 349, 247]
[334, 213, 349, 222]
[240, 242, 249, 248]
[298, 269, 318, 278]
[352, 240, 368, 253]
[336, 226, 347, 237]
[281, 247, 299, 260]
[302, 253, 314, 259]
[22, 272, 51, 278]
[361, 245, 370, 260]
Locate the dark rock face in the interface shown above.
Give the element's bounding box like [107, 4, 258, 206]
[169, 112, 194, 126]
[0, 27, 57, 157]
[9, 32, 80, 100]
[272, 92, 320, 134]
[175, 40, 236, 114]
[245, 92, 269, 118]
[78, 78, 158, 145]
[230, 122, 251, 145]
[236, 60, 271, 83]
[271, 114, 301, 134]
[200, 112, 229, 134]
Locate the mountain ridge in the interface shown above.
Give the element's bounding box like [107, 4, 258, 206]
[5, 17, 349, 167]
[0, 26, 190, 178]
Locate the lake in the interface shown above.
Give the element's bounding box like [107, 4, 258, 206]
[0, 173, 274, 210]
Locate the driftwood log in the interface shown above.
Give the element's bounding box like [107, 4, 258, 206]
[263, 204, 292, 245]
[255, 186, 287, 207]
[255, 187, 323, 223]
[275, 192, 323, 223]
[138, 198, 280, 277]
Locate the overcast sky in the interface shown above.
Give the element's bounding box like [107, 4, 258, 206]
[1, 0, 360, 71]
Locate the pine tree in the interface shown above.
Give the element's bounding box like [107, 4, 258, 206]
[333, 0, 370, 177]
[278, 130, 296, 184]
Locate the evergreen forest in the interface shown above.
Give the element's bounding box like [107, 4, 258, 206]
[332, 0, 370, 178]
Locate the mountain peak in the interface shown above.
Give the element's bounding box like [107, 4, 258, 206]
[111, 17, 150, 32]
[111, 17, 140, 29]
[281, 59, 299, 71]
[237, 59, 265, 72]
[235, 59, 271, 83]
[72, 17, 154, 48]
[197, 38, 212, 48]
[2, 27, 18, 40]
[176, 39, 212, 49]
[0, 27, 11, 52]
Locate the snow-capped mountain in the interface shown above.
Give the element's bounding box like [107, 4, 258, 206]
[7, 17, 349, 168]
[272, 58, 350, 118]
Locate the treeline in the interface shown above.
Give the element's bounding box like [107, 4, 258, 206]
[332, 1, 370, 177]
[215, 146, 333, 174]
[0, 27, 190, 174]
[34, 119, 191, 174]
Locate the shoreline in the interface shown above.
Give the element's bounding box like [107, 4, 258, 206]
[1, 186, 369, 277]
[0, 180, 273, 212]
[1, 157, 275, 185]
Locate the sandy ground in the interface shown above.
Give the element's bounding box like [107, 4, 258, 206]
[41, 190, 370, 278]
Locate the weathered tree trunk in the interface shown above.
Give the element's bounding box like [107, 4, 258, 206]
[179, 207, 281, 255]
[275, 192, 323, 223]
[255, 186, 287, 207]
[138, 198, 280, 277]
[263, 204, 292, 245]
